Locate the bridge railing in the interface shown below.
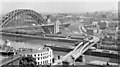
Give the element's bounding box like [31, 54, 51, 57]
[73, 42, 90, 60]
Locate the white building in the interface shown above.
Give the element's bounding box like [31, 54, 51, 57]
[19, 47, 53, 65]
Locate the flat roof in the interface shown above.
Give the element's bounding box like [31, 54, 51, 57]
[19, 47, 50, 54]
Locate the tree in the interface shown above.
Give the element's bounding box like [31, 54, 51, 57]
[19, 55, 37, 67]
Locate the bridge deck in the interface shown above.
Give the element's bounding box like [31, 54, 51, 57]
[1, 23, 70, 30]
[52, 36, 99, 65]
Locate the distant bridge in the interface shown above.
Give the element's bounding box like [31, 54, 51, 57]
[1, 9, 46, 28]
[1, 9, 70, 34]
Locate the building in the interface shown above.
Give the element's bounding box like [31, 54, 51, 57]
[107, 22, 117, 30]
[84, 25, 98, 29]
[84, 24, 99, 35]
[83, 18, 93, 25]
[86, 29, 93, 35]
[98, 21, 107, 29]
[19, 47, 53, 65]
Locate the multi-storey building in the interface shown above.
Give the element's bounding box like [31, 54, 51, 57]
[19, 47, 53, 65]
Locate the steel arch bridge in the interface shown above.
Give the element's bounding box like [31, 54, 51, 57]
[0, 9, 55, 34]
[1, 9, 47, 28]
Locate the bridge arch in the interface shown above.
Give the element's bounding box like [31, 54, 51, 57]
[1, 9, 47, 28]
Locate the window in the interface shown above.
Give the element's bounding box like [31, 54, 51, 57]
[43, 61, 44, 64]
[44, 60, 46, 64]
[41, 57, 42, 60]
[44, 61, 46, 64]
[34, 54, 36, 57]
[41, 62, 42, 64]
[43, 57, 45, 59]
[38, 58, 39, 60]
[27, 55, 28, 56]
[38, 62, 39, 65]
[44, 57, 45, 59]
[50, 59, 51, 62]
[38, 54, 40, 56]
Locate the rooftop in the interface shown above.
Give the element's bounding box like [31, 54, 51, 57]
[19, 47, 51, 54]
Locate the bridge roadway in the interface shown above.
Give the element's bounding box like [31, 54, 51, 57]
[0, 23, 70, 31]
[52, 36, 100, 65]
[52, 24, 100, 65]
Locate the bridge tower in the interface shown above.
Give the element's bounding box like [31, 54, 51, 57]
[54, 20, 60, 34]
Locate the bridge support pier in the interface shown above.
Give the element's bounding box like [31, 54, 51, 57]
[76, 55, 85, 63]
[82, 55, 85, 63]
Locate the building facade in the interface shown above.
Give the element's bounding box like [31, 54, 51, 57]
[19, 47, 53, 65]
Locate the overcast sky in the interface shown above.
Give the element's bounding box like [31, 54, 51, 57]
[1, 2, 118, 14]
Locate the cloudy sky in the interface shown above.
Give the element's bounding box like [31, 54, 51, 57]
[1, 1, 118, 14]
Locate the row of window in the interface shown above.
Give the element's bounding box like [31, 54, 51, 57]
[37, 55, 52, 60]
[24, 53, 52, 58]
[33, 52, 52, 57]
[37, 59, 52, 65]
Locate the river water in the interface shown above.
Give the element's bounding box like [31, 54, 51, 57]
[1, 34, 75, 49]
